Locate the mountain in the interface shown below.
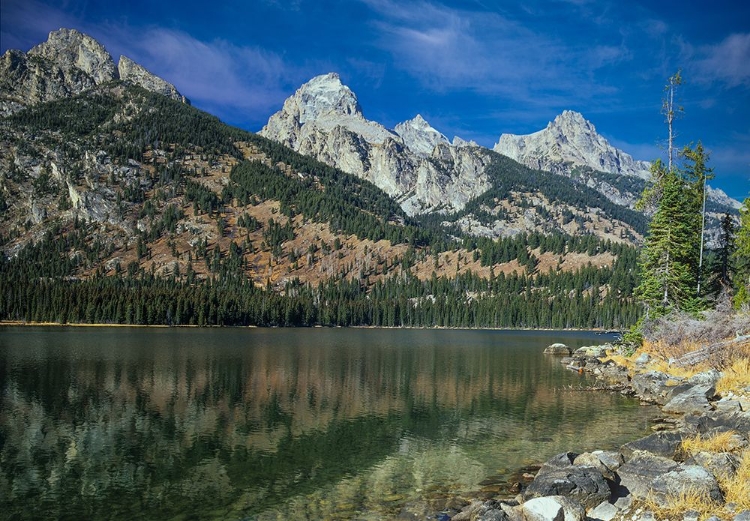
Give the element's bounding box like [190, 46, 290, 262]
[493, 110, 741, 214]
[0, 28, 186, 116]
[393, 114, 450, 157]
[260, 73, 493, 215]
[494, 110, 651, 179]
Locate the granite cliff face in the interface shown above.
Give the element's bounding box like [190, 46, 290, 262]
[260, 73, 491, 215]
[0, 28, 186, 116]
[494, 110, 652, 180]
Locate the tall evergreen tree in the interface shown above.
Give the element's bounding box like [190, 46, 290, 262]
[636, 161, 701, 316]
[714, 212, 735, 293]
[733, 198, 750, 309]
[680, 142, 713, 296]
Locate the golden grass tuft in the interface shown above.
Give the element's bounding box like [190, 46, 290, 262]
[681, 431, 740, 456]
[716, 357, 750, 396]
[674, 431, 750, 514]
[643, 487, 722, 520]
[721, 448, 750, 510]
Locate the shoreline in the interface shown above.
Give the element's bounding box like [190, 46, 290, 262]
[444, 339, 750, 521]
[0, 320, 621, 334]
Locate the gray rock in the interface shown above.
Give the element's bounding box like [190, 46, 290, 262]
[520, 496, 585, 521]
[662, 384, 716, 415]
[651, 464, 723, 503]
[631, 371, 670, 403]
[683, 510, 700, 521]
[620, 431, 683, 459]
[588, 501, 620, 521]
[117, 55, 187, 103]
[544, 343, 572, 355]
[574, 345, 607, 357]
[683, 409, 750, 436]
[688, 369, 722, 386]
[523, 465, 611, 510]
[259, 73, 494, 216]
[472, 500, 512, 521]
[0, 28, 185, 115]
[538, 452, 579, 472]
[686, 451, 740, 478]
[573, 451, 623, 481]
[616, 452, 679, 500]
[635, 352, 650, 365]
[733, 511, 750, 521]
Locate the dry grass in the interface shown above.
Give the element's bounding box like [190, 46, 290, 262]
[643, 487, 722, 521]
[681, 431, 740, 456]
[675, 431, 750, 515]
[722, 449, 750, 510]
[716, 358, 750, 396]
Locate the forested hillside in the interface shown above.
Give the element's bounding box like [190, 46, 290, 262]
[0, 82, 642, 328]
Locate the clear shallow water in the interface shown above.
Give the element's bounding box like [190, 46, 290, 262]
[0, 327, 657, 520]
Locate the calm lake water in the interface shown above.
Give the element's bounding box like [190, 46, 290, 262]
[0, 327, 657, 520]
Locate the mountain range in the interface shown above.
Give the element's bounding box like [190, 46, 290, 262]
[0, 29, 739, 327]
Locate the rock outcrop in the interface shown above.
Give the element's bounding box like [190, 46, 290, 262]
[117, 55, 187, 103]
[493, 110, 651, 180]
[260, 73, 492, 215]
[394, 114, 450, 157]
[0, 28, 186, 116]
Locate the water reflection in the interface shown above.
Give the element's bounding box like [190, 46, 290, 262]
[0, 328, 655, 520]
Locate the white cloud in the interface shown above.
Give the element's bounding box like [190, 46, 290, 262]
[692, 33, 750, 88]
[101, 27, 296, 127]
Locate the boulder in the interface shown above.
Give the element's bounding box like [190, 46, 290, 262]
[523, 464, 611, 510]
[574, 345, 607, 358]
[682, 410, 750, 437]
[686, 451, 740, 478]
[620, 432, 684, 459]
[631, 371, 670, 403]
[587, 501, 620, 521]
[662, 384, 716, 415]
[545, 343, 572, 355]
[520, 496, 585, 521]
[688, 369, 722, 386]
[616, 452, 679, 500]
[650, 464, 723, 503]
[733, 511, 750, 521]
[573, 451, 623, 481]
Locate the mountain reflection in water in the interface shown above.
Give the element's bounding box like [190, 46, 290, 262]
[0, 327, 657, 520]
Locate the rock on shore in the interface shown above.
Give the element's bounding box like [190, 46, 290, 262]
[446, 346, 750, 521]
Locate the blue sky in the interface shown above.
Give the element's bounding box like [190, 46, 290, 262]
[2, 0, 749, 201]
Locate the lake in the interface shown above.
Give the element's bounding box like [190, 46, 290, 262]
[0, 327, 657, 520]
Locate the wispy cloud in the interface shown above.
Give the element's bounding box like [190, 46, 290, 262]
[359, 0, 631, 108]
[113, 26, 293, 125]
[691, 33, 750, 89]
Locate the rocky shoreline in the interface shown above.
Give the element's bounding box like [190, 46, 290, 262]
[436, 342, 750, 521]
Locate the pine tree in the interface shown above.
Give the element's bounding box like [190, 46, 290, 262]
[733, 198, 750, 309]
[636, 162, 700, 316]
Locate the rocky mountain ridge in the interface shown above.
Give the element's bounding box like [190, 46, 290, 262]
[0, 28, 186, 116]
[494, 110, 740, 211]
[261, 74, 740, 228]
[494, 110, 652, 180]
[260, 73, 492, 216]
